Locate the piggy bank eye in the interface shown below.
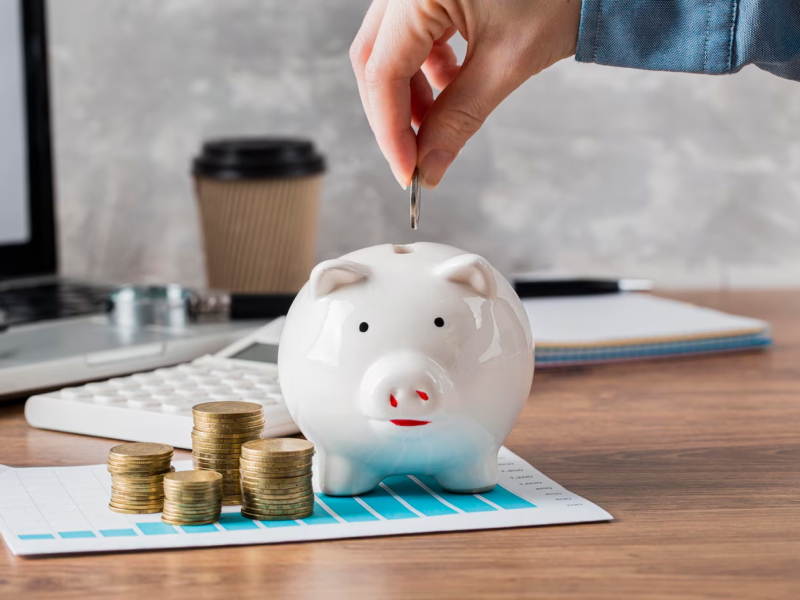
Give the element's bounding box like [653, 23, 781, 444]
[359, 322, 369, 333]
[434, 317, 445, 328]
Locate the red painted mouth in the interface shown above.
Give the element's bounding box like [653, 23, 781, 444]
[390, 419, 430, 427]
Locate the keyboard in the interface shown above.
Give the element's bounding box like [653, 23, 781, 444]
[24, 355, 298, 449]
[0, 279, 111, 326]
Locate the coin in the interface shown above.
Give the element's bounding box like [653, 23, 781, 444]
[239, 477, 312, 491]
[191, 429, 263, 441]
[109, 442, 173, 461]
[192, 414, 266, 425]
[222, 499, 243, 506]
[239, 458, 312, 470]
[111, 491, 164, 500]
[109, 504, 163, 515]
[241, 438, 314, 457]
[164, 470, 223, 485]
[243, 493, 315, 506]
[239, 484, 313, 497]
[192, 422, 265, 434]
[241, 508, 313, 520]
[161, 516, 219, 526]
[192, 401, 263, 418]
[410, 166, 421, 229]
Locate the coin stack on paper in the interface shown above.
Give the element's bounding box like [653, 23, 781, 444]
[161, 470, 223, 526]
[191, 401, 265, 505]
[239, 438, 315, 521]
[107, 443, 174, 514]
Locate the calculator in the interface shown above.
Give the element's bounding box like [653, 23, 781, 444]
[24, 318, 298, 449]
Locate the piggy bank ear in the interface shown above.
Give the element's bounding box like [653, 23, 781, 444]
[434, 254, 497, 300]
[309, 259, 371, 300]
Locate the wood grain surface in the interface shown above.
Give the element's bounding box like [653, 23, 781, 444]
[1, 291, 798, 600]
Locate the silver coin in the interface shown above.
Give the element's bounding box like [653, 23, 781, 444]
[410, 167, 421, 230]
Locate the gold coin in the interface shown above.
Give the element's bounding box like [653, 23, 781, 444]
[161, 513, 220, 523]
[109, 442, 173, 461]
[239, 452, 316, 464]
[193, 425, 265, 437]
[109, 504, 162, 515]
[241, 497, 312, 508]
[243, 497, 315, 510]
[192, 410, 264, 423]
[109, 502, 164, 511]
[192, 401, 263, 417]
[111, 467, 175, 480]
[191, 442, 244, 452]
[241, 438, 314, 457]
[107, 465, 172, 476]
[242, 488, 313, 501]
[111, 491, 165, 501]
[239, 476, 312, 490]
[163, 505, 221, 516]
[110, 480, 165, 490]
[240, 484, 312, 497]
[239, 460, 312, 473]
[241, 509, 313, 520]
[164, 470, 223, 485]
[192, 450, 242, 460]
[191, 429, 263, 441]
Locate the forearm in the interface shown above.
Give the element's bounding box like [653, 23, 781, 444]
[576, 0, 800, 81]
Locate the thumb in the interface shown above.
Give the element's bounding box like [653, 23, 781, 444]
[416, 47, 524, 189]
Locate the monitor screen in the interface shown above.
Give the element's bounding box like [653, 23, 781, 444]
[0, 0, 31, 246]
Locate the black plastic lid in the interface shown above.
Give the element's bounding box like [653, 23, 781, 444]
[192, 138, 325, 180]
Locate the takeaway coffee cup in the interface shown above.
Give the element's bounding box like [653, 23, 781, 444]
[192, 138, 325, 293]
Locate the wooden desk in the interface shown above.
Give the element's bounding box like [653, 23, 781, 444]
[1, 291, 799, 599]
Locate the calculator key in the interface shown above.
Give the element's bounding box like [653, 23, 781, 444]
[234, 387, 264, 397]
[60, 388, 92, 401]
[127, 395, 160, 409]
[142, 383, 172, 393]
[267, 393, 285, 404]
[161, 398, 193, 413]
[84, 382, 115, 394]
[199, 384, 228, 393]
[223, 378, 252, 388]
[107, 377, 134, 388]
[255, 383, 281, 394]
[245, 395, 276, 406]
[131, 373, 160, 383]
[92, 393, 125, 404]
[208, 392, 238, 401]
[189, 375, 217, 384]
[173, 387, 202, 397]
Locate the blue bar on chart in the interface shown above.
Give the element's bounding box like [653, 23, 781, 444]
[259, 519, 299, 528]
[99, 529, 138, 538]
[357, 486, 418, 520]
[58, 531, 96, 539]
[415, 476, 496, 513]
[382, 477, 457, 517]
[301, 503, 339, 526]
[217, 514, 260, 531]
[317, 494, 379, 523]
[137, 522, 178, 535]
[181, 524, 219, 534]
[478, 485, 536, 510]
[18, 533, 54, 540]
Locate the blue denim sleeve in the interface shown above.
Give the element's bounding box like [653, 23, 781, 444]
[575, 0, 800, 82]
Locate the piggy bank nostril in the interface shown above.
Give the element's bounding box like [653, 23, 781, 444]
[416, 390, 428, 401]
[390, 395, 398, 408]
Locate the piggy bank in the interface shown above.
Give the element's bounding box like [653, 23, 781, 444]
[278, 242, 534, 496]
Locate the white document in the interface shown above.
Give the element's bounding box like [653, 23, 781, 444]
[0, 448, 611, 556]
[525, 294, 769, 346]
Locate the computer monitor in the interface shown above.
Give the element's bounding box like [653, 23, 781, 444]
[0, 0, 56, 280]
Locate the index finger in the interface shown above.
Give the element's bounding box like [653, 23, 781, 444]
[364, 1, 452, 187]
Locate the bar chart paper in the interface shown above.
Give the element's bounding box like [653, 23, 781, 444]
[0, 448, 612, 556]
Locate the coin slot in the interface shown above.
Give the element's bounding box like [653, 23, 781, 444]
[393, 245, 415, 254]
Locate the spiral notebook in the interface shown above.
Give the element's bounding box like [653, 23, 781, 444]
[524, 294, 771, 368]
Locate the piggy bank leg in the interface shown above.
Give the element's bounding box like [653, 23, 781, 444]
[434, 453, 499, 494]
[319, 454, 383, 496]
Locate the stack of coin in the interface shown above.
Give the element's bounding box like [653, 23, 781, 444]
[161, 470, 223, 526]
[191, 401, 264, 505]
[239, 438, 315, 521]
[107, 443, 174, 514]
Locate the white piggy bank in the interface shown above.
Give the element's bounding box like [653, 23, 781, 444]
[278, 242, 534, 496]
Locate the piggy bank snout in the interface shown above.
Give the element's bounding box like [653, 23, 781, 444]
[359, 352, 451, 421]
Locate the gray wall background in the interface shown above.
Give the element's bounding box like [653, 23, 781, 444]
[48, 0, 800, 289]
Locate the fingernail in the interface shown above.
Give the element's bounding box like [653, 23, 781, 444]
[392, 168, 409, 190]
[420, 150, 454, 189]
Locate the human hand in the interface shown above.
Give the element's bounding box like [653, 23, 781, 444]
[350, 0, 582, 189]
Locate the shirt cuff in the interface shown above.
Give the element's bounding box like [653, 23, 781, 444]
[576, 0, 738, 75]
